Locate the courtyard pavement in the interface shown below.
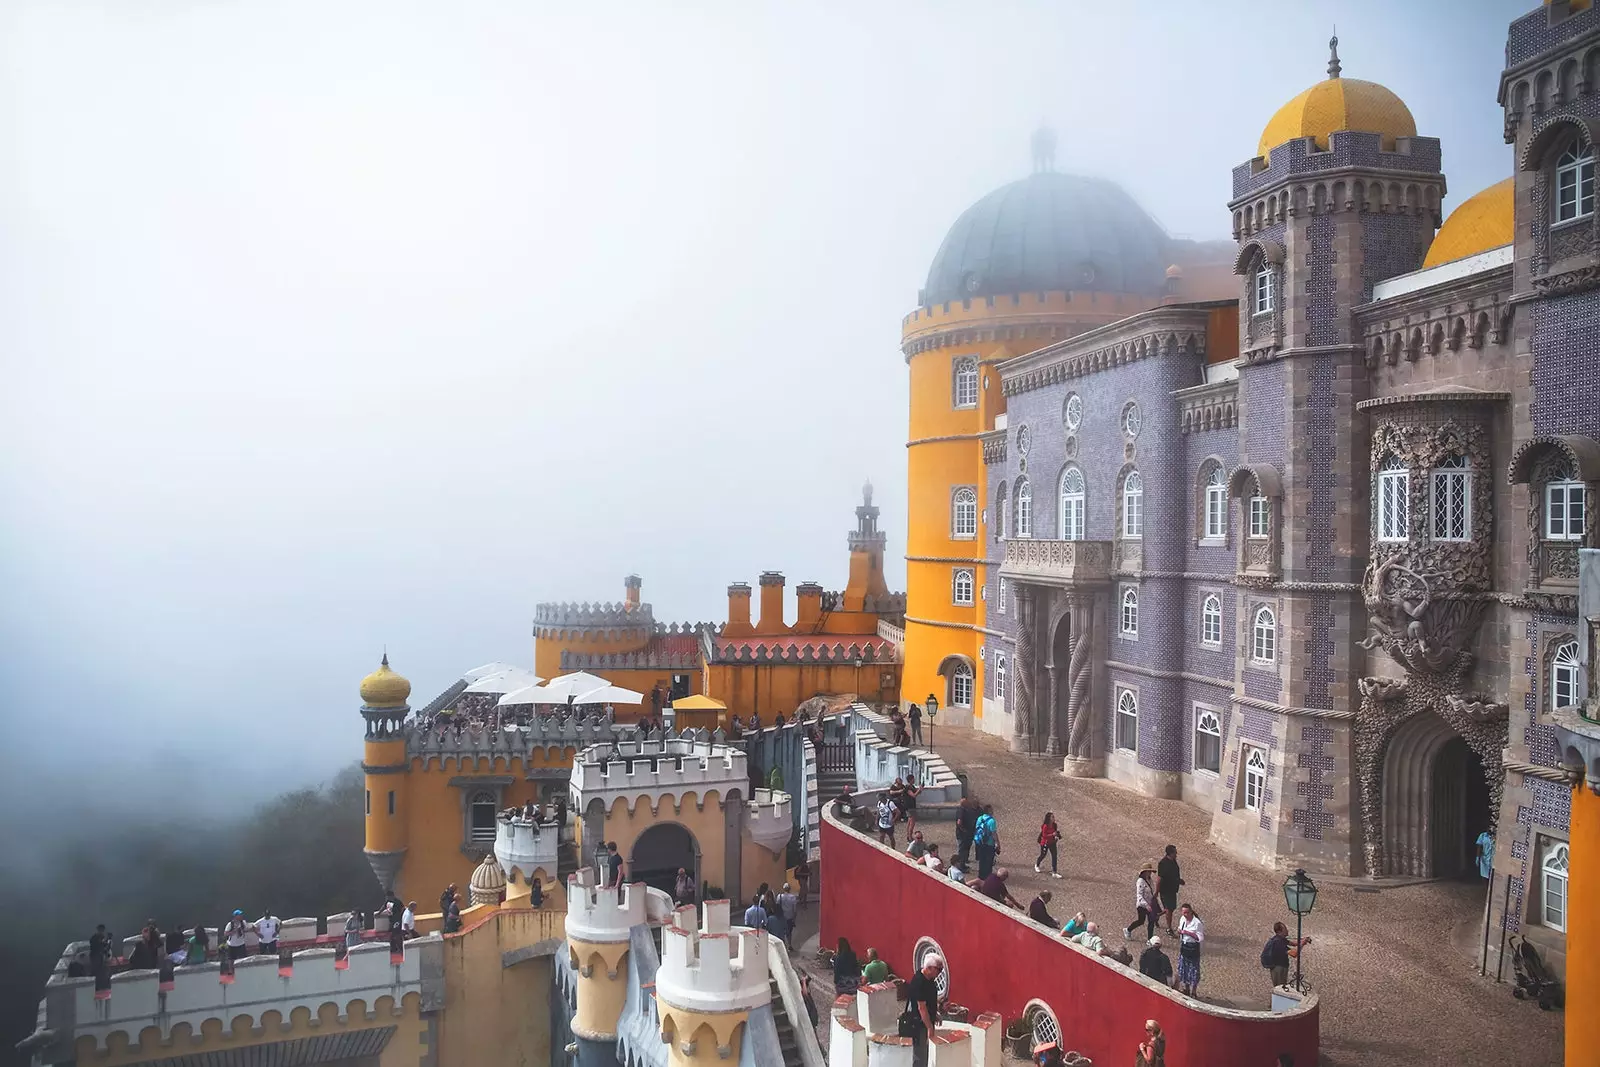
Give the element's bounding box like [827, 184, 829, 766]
[798, 727, 1564, 1067]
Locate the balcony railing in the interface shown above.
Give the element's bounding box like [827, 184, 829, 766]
[998, 538, 1113, 585]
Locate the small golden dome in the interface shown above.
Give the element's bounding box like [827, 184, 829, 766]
[360, 653, 412, 708]
[1258, 38, 1416, 162]
[1423, 178, 1514, 269]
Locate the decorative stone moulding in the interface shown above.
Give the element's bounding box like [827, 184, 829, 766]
[1444, 695, 1510, 723]
[1358, 676, 1407, 702]
[1002, 329, 1205, 397]
[534, 601, 656, 628]
[712, 641, 895, 664]
[561, 651, 702, 671]
[998, 538, 1111, 585]
[406, 711, 622, 762]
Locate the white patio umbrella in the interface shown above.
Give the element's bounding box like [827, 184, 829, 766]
[578, 684, 644, 705]
[527, 671, 611, 703]
[465, 666, 544, 694]
[463, 661, 518, 682]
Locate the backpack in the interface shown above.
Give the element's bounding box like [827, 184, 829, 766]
[974, 816, 995, 847]
[1260, 938, 1276, 969]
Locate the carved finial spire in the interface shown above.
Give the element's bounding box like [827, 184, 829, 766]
[381, 648, 389, 668]
[1030, 126, 1057, 174]
[1328, 32, 1341, 79]
[862, 480, 874, 506]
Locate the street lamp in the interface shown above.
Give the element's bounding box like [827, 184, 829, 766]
[924, 694, 939, 753]
[1281, 868, 1318, 991]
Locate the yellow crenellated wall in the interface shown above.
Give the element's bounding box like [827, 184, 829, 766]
[1568, 784, 1597, 1067]
[705, 660, 898, 718]
[534, 626, 654, 684]
[570, 937, 633, 1039]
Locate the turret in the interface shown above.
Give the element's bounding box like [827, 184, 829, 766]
[655, 900, 770, 1066]
[360, 653, 411, 893]
[565, 869, 648, 1065]
[756, 572, 787, 635]
[843, 481, 890, 611]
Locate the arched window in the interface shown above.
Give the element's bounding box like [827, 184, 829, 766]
[1015, 479, 1033, 538]
[1059, 467, 1085, 541]
[1194, 708, 1222, 773]
[952, 568, 975, 606]
[1120, 586, 1139, 636]
[1253, 266, 1275, 315]
[1122, 471, 1144, 539]
[1430, 454, 1472, 542]
[1376, 456, 1409, 542]
[1556, 142, 1595, 223]
[950, 663, 974, 708]
[1252, 607, 1277, 663]
[953, 357, 979, 408]
[469, 791, 498, 842]
[1552, 638, 1581, 711]
[952, 487, 977, 539]
[994, 653, 1007, 701]
[1546, 477, 1586, 541]
[994, 482, 1008, 541]
[1203, 465, 1227, 539]
[1541, 841, 1570, 931]
[1243, 746, 1268, 811]
[1115, 688, 1138, 751]
[1201, 594, 1222, 647]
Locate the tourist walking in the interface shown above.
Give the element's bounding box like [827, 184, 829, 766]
[1124, 865, 1161, 941]
[1157, 845, 1183, 935]
[876, 793, 899, 848]
[833, 938, 862, 997]
[954, 795, 979, 869]
[909, 701, 923, 746]
[1139, 936, 1174, 988]
[902, 952, 944, 1067]
[776, 883, 799, 946]
[1261, 922, 1310, 989]
[973, 805, 1000, 880]
[898, 780, 923, 838]
[1034, 811, 1061, 877]
[1475, 827, 1495, 880]
[743, 894, 768, 930]
[795, 859, 812, 907]
[1136, 1020, 1166, 1067]
[1175, 904, 1204, 996]
[674, 867, 695, 906]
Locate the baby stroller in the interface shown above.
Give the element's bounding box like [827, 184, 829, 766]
[1508, 934, 1563, 1010]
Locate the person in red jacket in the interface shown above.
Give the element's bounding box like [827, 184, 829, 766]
[1034, 811, 1062, 878]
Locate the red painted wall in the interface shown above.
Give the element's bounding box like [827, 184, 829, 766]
[821, 812, 1318, 1067]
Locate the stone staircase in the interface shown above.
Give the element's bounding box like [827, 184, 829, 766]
[818, 768, 855, 799]
[767, 972, 807, 1067]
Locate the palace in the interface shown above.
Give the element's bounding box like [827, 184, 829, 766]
[897, 3, 1600, 991]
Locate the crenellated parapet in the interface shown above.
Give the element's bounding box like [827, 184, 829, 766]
[744, 788, 794, 854]
[709, 640, 898, 664]
[656, 900, 769, 1014]
[533, 600, 656, 643]
[560, 650, 702, 671]
[570, 739, 749, 815]
[494, 814, 561, 883]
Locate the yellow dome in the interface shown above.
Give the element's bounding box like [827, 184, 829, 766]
[1423, 178, 1514, 268]
[360, 653, 412, 707]
[1257, 41, 1416, 162]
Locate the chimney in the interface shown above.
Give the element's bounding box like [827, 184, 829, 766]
[756, 572, 787, 635]
[795, 582, 824, 631]
[724, 582, 753, 637]
[624, 574, 642, 612]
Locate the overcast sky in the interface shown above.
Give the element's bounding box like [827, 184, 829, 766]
[0, 0, 1529, 804]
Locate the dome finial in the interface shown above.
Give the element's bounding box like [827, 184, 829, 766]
[1327, 31, 1341, 79]
[1031, 126, 1057, 174]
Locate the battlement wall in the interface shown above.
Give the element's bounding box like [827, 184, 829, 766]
[657, 904, 769, 1012]
[560, 650, 702, 671]
[494, 815, 561, 881]
[405, 712, 622, 764]
[745, 789, 794, 853]
[709, 640, 897, 664]
[570, 740, 748, 808]
[534, 601, 656, 628]
[565, 870, 648, 944]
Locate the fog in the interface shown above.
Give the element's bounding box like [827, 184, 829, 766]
[0, 0, 1527, 812]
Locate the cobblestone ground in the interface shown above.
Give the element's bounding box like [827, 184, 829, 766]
[801, 728, 1559, 1066]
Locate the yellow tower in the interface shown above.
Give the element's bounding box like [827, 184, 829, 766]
[902, 130, 1230, 728]
[360, 653, 412, 893]
[565, 869, 646, 1065]
[654, 900, 770, 1067]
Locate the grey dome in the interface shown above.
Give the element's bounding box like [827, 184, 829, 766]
[921, 172, 1172, 306]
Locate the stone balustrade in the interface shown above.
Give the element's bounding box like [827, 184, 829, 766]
[998, 538, 1113, 587]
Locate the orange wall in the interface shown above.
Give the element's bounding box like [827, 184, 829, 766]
[534, 627, 653, 680]
[1568, 784, 1597, 1067]
[706, 661, 900, 718]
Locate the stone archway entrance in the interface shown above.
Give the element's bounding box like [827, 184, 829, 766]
[1379, 712, 1492, 878]
[630, 823, 700, 897]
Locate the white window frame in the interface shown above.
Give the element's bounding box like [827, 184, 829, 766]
[952, 568, 975, 606]
[1252, 606, 1277, 664]
[994, 653, 1007, 701]
[1430, 456, 1472, 542]
[995, 484, 1008, 541]
[952, 487, 977, 539]
[1253, 266, 1274, 315]
[953, 357, 979, 408]
[1242, 746, 1268, 811]
[1122, 403, 1142, 440]
[1120, 586, 1139, 637]
[1377, 458, 1409, 542]
[1194, 707, 1222, 775]
[1063, 394, 1083, 431]
[1200, 594, 1222, 647]
[1122, 471, 1143, 539]
[950, 664, 974, 708]
[1556, 142, 1596, 224]
[1115, 688, 1138, 752]
[1203, 466, 1227, 540]
[1546, 480, 1586, 541]
[1249, 495, 1271, 540]
[997, 577, 1008, 615]
[1060, 467, 1085, 541]
[1552, 638, 1581, 712]
[1015, 479, 1033, 538]
[1540, 840, 1570, 932]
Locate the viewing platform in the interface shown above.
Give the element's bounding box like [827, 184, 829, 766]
[494, 813, 562, 881]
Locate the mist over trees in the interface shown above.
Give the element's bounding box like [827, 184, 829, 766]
[0, 766, 378, 1066]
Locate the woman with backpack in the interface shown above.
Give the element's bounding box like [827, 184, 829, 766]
[1034, 812, 1062, 877]
[973, 805, 1000, 880]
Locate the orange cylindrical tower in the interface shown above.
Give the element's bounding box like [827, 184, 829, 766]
[755, 572, 787, 635]
[359, 654, 412, 894]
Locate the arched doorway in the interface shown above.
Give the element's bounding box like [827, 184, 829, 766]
[630, 823, 700, 897]
[1381, 712, 1491, 878]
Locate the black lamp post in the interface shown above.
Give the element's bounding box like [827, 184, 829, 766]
[924, 694, 939, 753]
[1281, 868, 1318, 992]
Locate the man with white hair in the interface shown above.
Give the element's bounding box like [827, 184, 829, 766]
[902, 951, 944, 1066]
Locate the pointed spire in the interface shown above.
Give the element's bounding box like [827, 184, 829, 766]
[1327, 32, 1342, 79]
[1030, 126, 1057, 174]
[381, 649, 390, 668]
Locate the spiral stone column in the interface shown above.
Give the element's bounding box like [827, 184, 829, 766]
[1063, 593, 1102, 777]
[1012, 587, 1036, 755]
